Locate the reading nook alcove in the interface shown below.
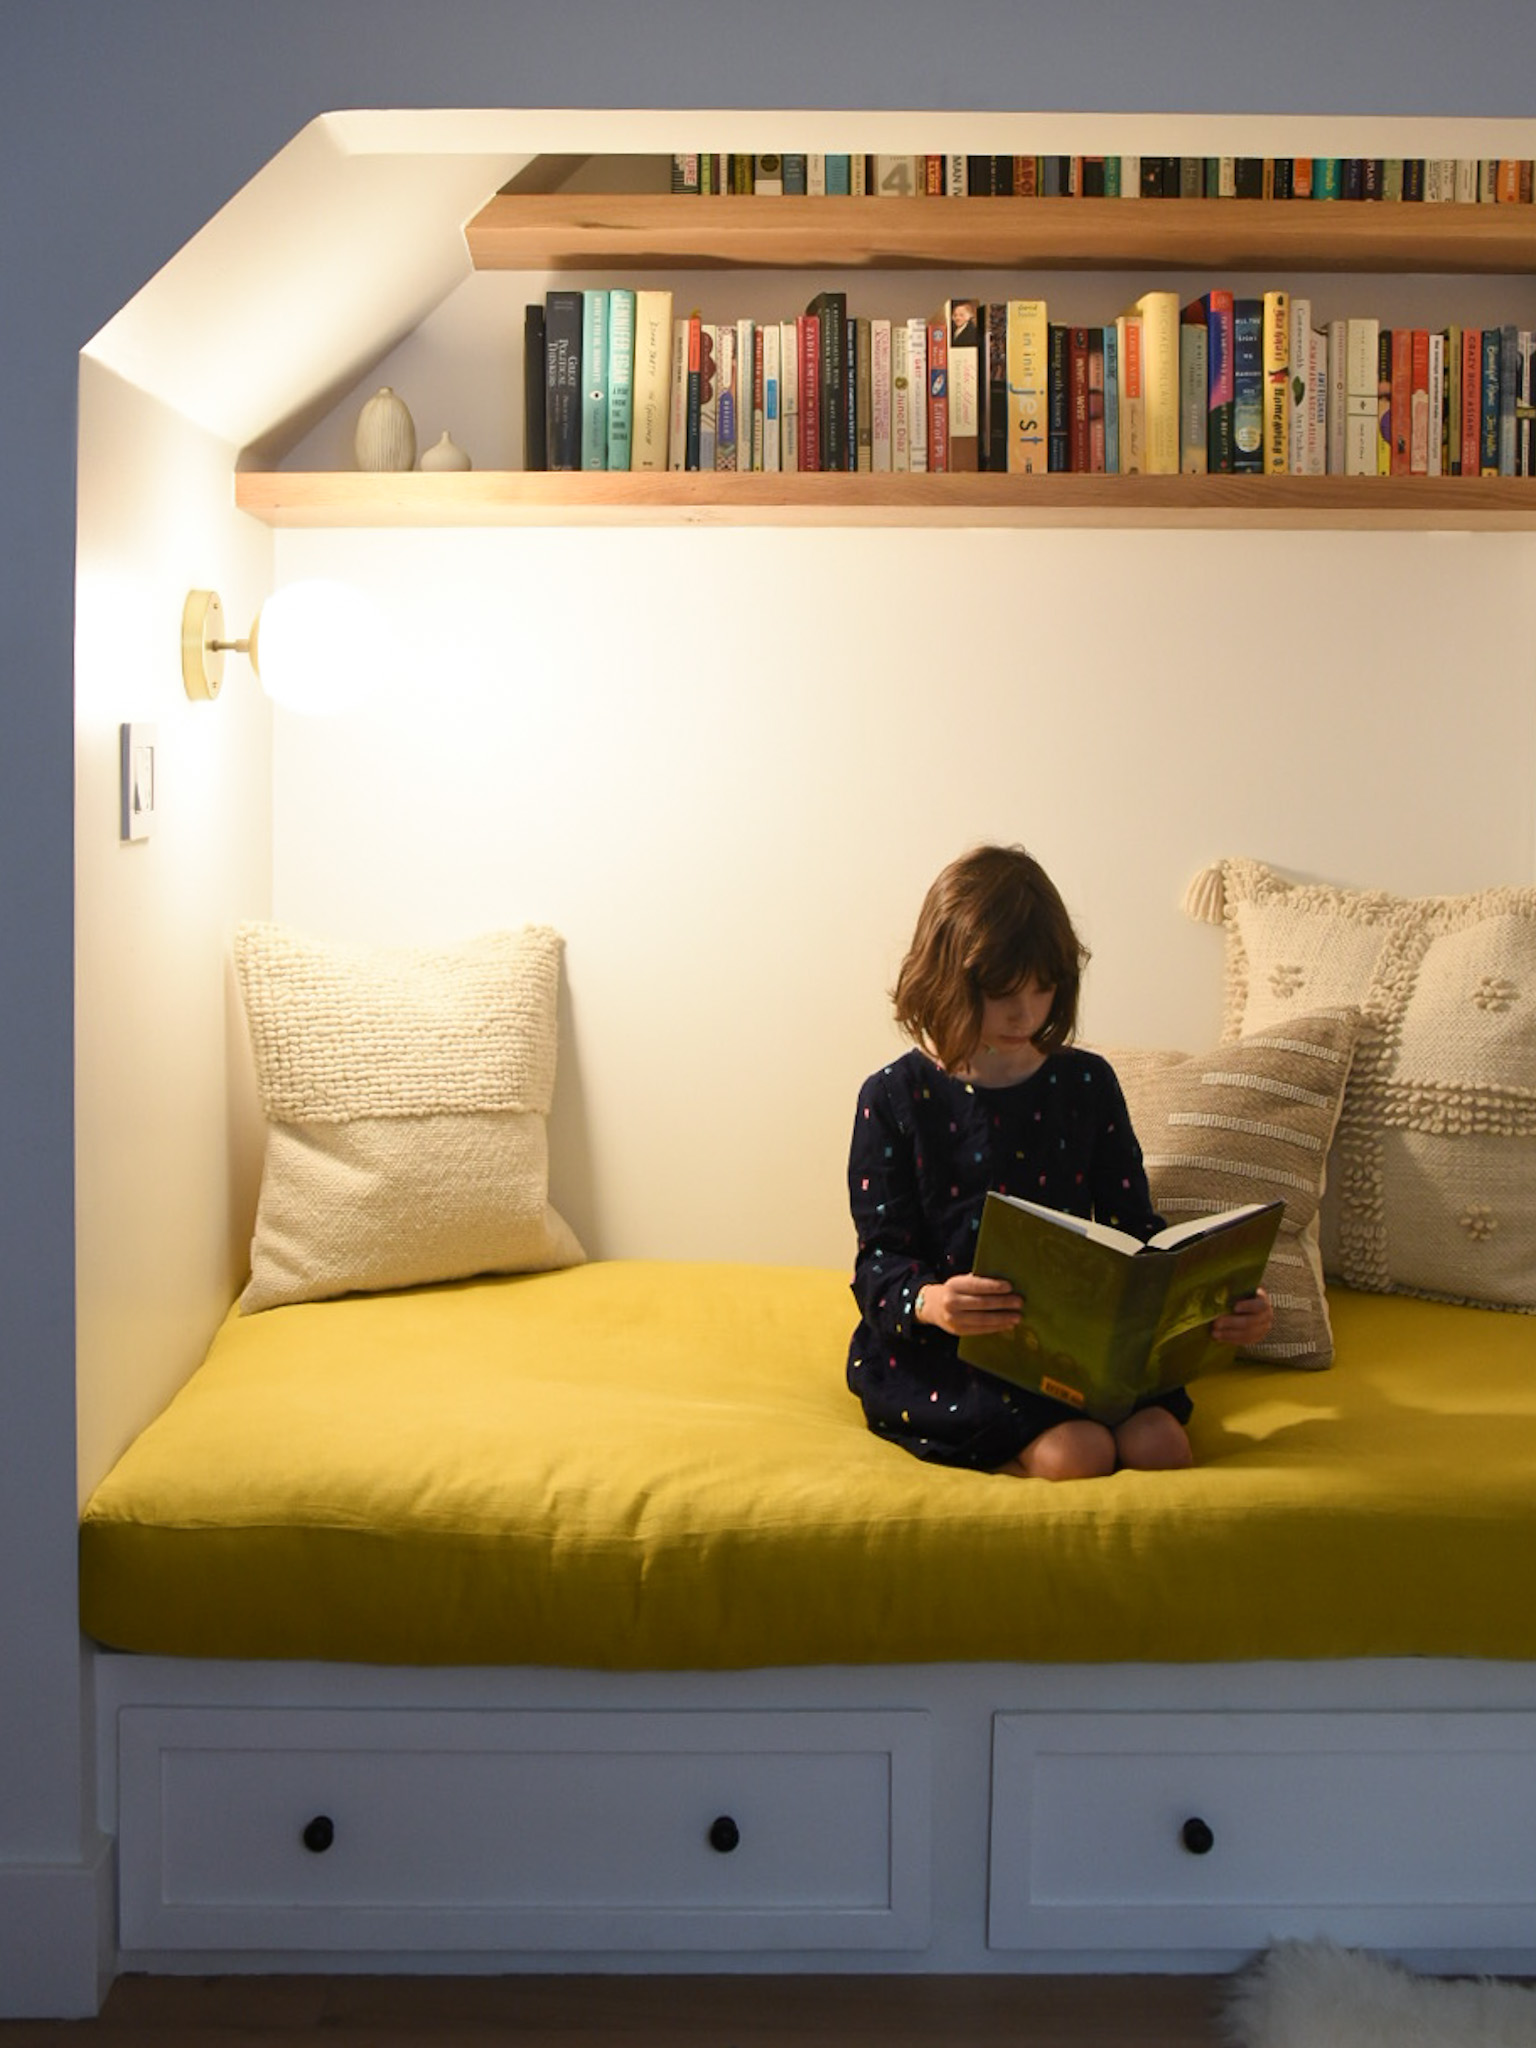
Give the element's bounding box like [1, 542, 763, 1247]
[72, 103, 1536, 1995]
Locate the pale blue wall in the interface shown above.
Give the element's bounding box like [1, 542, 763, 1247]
[0, 0, 1528, 1896]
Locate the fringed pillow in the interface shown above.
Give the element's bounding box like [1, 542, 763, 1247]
[1185, 857, 1536, 1312]
[234, 923, 584, 1313]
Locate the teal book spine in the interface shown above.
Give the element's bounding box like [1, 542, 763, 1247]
[605, 288, 635, 472]
[580, 289, 610, 471]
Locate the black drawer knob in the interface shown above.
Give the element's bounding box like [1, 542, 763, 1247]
[1181, 1816, 1215, 1856]
[301, 1814, 335, 1854]
[708, 1815, 741, 1854]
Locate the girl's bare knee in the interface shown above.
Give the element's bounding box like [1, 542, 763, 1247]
[1015, 1419, 1117, 1482]
[1115, 1407, 1193, 1471]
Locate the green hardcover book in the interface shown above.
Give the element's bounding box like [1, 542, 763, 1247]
[957, 1194, 1283, 1424]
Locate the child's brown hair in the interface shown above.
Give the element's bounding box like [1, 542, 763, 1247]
[893, 845, 1088, 1072]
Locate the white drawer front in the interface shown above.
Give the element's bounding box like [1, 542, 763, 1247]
[119, 1707, 930, 1953]
[990, 1711, 1536, 1954]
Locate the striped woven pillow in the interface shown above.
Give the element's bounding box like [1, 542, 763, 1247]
[1104, 1009, 1362, 1369]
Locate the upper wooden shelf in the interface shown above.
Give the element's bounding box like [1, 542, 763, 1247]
[465, 194, 1536, 275]
[236, 470, 1536, 531]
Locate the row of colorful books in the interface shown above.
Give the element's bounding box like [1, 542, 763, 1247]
[524, 288, 1536, 479]
[670, 152, 1536, 204]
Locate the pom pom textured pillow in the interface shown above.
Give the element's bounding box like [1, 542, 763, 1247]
[1186, 857, 1536, 1312]
[234, 923, 584, 1313]
[1105, 1009, 1360, 1369]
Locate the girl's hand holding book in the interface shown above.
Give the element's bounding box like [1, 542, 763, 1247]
[1213, 1287, 1273, 1348]
[915, 1273, 1023, 1337]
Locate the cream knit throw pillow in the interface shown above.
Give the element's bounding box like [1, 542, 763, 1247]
[234, 924, 584, 1313]
[1185, 858, 1536, 1311]
[1103, 1009, 1360, 1369]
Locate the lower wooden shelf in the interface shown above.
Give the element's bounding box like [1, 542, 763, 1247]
[236, 468, 1536, 530]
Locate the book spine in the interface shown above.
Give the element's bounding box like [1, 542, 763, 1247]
[1115, 313, 1144, 474]
[1068, 325, 1091, 472]
[667, 317, 688, 472]
[1047, 323, 1070, 471]
[926, 311, 949, 473]
[630, 290, 673, 473]
[1138, 291, 1180, 475]
[1179, 321, 1208, 474]
[1307, 324, 1327, 475]
[1461, 327, 1483, 478]
[906, 317, 928, 473]
[698, 321, 719, 472]
[762, 321, 781, 472]
[1204, 290, 1235, 472]
[604, 287, 635, 472]
[871, 318, 892, 472]
[1389, 327, 1411, 474]
[711, 324, 736, 472]
[522, 303, 547, 471]
[854, 315, 873, 472]
[1232, 298, 1263, 473]
[777, 319, 797, 472]
[580, 288, 609, 471]
[1499, 323, 1520, 474]
[1286, 296, 1310, 475]
[890, 322, 911, 472]
[1376, 330, 1392, 475]
[1426, 328, 1444, 477]
[1409, 327, 1430, 474]
[1343, 317, 1379, 477]
[1261, 290, 1289, 474]
[1005, 298, 1049, 473]
[543, 288, 583, 471]
[946, 300, 980, 471]
[1327, 317, 1347, 475]
[982, 301, 1008, 472]
[797, 314, 821, 472]
[1101, 323, 1119, 474]
[739, 317, 757, 470]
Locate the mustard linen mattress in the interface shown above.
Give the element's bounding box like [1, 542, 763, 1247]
[80, 1260, 1536, 1668]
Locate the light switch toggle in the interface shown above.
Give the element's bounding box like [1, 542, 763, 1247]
[120, 723, 158, 842]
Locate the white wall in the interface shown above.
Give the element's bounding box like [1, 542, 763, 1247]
[74, 357, 274, 1500]
[271, 509, 1536, 1271]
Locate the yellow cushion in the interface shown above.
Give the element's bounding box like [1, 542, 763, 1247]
[80, 1261, 1536, 1668]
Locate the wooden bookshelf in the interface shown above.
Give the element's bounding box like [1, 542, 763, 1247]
[236, 189, 1536, 529]
[236, 469, 1536, 531]
[465, 193, 1536, 276]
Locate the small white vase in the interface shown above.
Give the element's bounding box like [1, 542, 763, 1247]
[419, 430, 472, 472]
[354, 387, 416, 472]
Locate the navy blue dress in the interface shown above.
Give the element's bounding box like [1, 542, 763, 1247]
[846, 1046, 1191, 1469]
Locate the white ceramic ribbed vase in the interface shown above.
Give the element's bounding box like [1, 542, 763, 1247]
[354, 387, 416, 472]
[419, 430, 472, 472]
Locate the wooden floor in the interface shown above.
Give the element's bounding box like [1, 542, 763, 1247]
[0, 1973, 1229, 2047]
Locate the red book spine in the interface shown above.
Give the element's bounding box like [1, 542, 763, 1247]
[1390, 328, 1412, 475]
[1460, 328, 1482, 478]
[797, 315, 821, 472]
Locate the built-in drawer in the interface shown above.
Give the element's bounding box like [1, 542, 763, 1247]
[117, 1706, 930, 1953]
[989, 1711, 1536, 1954]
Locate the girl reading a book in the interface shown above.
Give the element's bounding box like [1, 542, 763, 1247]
[846, 844, 1272, 1480]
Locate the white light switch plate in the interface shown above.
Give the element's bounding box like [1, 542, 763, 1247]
[120, 723, 157, 842]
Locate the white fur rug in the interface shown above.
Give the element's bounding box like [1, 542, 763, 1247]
[1221, 1940, 1536, 2048]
